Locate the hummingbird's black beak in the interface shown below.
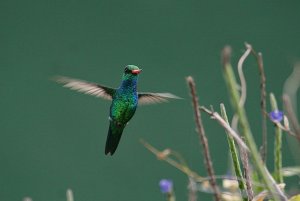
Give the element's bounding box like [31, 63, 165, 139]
[131, 69, 142, 74]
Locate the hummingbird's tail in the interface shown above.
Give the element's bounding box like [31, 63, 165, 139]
[105, 121, 125, 155]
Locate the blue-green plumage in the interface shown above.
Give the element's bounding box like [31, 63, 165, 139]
[105, 65, 140, 155]
[54, 65, 181, 156]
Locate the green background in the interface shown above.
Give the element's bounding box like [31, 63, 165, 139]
[1, 1, 299, 200]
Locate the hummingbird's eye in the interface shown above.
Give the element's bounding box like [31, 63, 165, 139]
[124, 67, 130, 73]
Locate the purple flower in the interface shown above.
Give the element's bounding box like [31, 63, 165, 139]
[159, 179, 173, 193]
[269, 110, 284, 122]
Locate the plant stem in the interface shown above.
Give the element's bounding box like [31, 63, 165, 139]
[221, 46, 287, 201]
[186, 76, 222, 201]
[240, 141, 254, 200]
[166, 191, 176, 201]
[270, 93, 283, 183]
[252, 51, 268, 163]
[66, 189, 74, 201]
[140, 139, 202, 180]
[283, 94, 300, 143]
[200, 106, 249, 151]
[220, 104, 247, 199]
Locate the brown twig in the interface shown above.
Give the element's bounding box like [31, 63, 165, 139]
[140, 139, 202, 180]
[186, 76, 222, 201]
[240, 142, 254, 200]
[250, 48, 268, 163]
[200, 106, 249, 152]
[272, 119, 297, 138]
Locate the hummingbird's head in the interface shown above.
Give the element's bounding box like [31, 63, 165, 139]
[124, 65, 142, 76]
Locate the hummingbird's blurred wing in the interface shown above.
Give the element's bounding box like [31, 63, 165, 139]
[138, 92, 182, 105]
[53, 76, 115, 100]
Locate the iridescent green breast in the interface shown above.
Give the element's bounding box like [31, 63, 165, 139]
[109, 90, 138, 124]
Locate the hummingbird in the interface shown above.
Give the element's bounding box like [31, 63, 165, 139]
[54, 65, 180, 155]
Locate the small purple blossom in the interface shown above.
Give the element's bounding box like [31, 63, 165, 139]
[269, 110, 284, 122]
[159, 179, 173, 193]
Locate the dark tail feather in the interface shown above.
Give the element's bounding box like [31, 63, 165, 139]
[105, 121, 125, 155]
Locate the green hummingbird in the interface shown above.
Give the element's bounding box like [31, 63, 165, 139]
[54, 65, 180, 155]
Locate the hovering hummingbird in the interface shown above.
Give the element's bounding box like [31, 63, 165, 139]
[54, 65, 180, 155]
